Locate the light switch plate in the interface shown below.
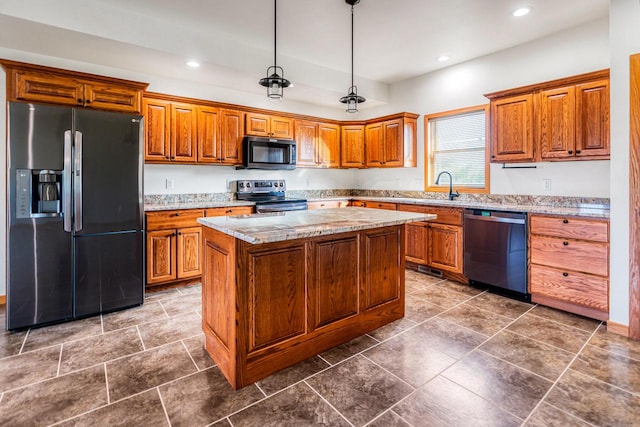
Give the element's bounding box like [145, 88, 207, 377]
[543, 179, 551, 191]
[165, 178, 174, 189]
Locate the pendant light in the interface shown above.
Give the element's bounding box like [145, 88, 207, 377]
[259, 0, 291, 100]
[339, 0, 366, 114]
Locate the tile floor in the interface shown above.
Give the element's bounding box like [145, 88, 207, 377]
[1, 270, 640, 426]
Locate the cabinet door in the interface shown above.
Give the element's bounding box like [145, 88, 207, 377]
[14, 71, 84, 107]
[143, 98, 172, 162]
[382, 119, 404, 167]
[197, 106, 221, 163]
[576, 79, 610, 158]
[405, 222, 428, 265]
[363, 227, 402, 310]
[220, 109, 244, 165]
[147, 230, 176, 285]
[365, 122, 384, 167]
[490, 94, 534, 162]
[539, 87, 575, 160]
[270, 116, 294, 139]
[177, 226, 202, 279]
[83, 82, 141, 113]
[427, 223, 463, 273]
[245, 113, 270, 137]
[318, 123, 341, 168]
[294, 120, 318, 167]
[341, 125, 365, 167]
[171, 103, 197, 162]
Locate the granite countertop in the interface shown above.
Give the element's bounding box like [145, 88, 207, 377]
[197, 207, 436, 244]
[351, 197, 610, 219]
[145, 200, 255, 212]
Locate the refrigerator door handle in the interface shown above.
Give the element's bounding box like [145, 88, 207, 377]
[74, 131, 83, 232]
[63, 130, 73, 232]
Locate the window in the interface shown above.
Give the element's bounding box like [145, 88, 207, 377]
[425, 104, 490, 193]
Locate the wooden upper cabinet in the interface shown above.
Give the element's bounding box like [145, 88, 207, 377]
[486, 69, 610, 163]
[318, 123, 341, 168]
[219, 109, 244, 165]
[245, 112, 293, 139]
[143, 98, 171, 162]
[197, 106, 221, 163]
[294, 120, 318, 167]
[364, 115, 417, 168]
[341, 125, 365, 168]
[1, 60, 147, 113]
[576, 79, 610, 158]
[490, 94, 534, 162]
[170, 103, 197, 162]
[539, 87, 576, 160]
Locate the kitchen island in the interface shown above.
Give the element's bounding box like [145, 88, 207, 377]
[198, 207, 435, 389]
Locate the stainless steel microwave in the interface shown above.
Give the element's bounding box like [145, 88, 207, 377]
[241, 136, 297, 170]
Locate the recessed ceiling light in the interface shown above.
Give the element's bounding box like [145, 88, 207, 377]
[437, 55, 450, 62]
[513, 7, 531, 17]
[186, 60, 200, 68]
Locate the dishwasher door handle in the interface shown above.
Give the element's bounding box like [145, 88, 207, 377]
[464, 214, 526, 225]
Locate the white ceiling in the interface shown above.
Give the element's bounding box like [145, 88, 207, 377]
[0, 0, 609, 109]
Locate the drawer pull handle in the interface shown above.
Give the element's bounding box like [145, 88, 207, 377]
[173, 213, 180, 217]
[562, 219, 569, 224]
[563, 241, 569, 246]
[563, 272, 569, 277]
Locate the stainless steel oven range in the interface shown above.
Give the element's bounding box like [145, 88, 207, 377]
[236, 180, 307, 213]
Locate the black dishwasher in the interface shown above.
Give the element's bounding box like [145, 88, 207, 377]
[463, 209, 529, 301]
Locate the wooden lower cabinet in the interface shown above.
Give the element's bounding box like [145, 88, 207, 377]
[145, 206, 253, 288]
[529, 214, 609, 320]
[202, 225, 405, 389]
[397, 204, 463, 274]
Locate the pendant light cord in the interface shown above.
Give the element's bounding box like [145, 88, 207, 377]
[274, 0, 278, 68]
[350, 3, 354, 88]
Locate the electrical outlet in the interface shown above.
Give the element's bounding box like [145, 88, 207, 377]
[165, 178, 174, 189]
[543, 179, 551, 191]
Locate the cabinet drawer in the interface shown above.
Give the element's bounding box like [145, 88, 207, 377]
[351, 200, 397, 210]
[307, 200, 349, 210]
[530, 264, 608, 312]
[146, 209, 205, 231]
[530, 236, 608, 276]
[530, 215, 608, 242]
[205, 206, 254, 217]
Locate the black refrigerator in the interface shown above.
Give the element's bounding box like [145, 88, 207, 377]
[6, 101, 144, 330]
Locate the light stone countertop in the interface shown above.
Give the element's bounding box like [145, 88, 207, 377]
[350, 197, 610, 219]
[198, 207, 436, 244]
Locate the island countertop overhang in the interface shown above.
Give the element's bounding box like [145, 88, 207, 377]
[197, 207, 436, 244]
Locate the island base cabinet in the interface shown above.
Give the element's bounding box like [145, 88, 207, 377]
[202, 225, 405, 389]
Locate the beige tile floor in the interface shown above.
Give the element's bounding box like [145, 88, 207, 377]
[1, 270, 639, 426]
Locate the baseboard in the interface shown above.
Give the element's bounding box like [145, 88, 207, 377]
[606, 321, 630, 337]
[0, 295, 5, 305]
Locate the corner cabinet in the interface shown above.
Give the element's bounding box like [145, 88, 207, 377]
[1, 59, 147, 113]
[364, 114, 418, 168]
[294, 120, 341, 168]
[485, 69, 610, 163]
[529, 214, 609, 320]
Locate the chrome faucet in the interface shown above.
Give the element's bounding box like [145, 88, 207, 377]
[435, 171, 459, 201]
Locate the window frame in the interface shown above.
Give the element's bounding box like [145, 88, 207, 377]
[424, 104, 490, 194]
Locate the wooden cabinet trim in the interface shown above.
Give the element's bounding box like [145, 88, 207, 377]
[484, 69, 609, 99]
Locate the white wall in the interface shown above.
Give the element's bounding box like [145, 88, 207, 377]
[609, 0, 640, 327]
[356, 18, 610, 198]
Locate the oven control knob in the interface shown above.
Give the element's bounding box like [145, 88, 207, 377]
[246, 182, 251, 188]
[239, 182, 244, 188]
[279, 182, 284, 187]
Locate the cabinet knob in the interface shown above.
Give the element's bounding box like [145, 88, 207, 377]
[575, 150, 581, 154]
[562, 219, 569, 224]
[177, 231, 182, 236]
[563, 272, 569, 277]
[86, 99, 91, 104]
[491, 155, 496, 159]
[77, 98, 83, 104]
[563, 241, 569, 246]
[568, 150, 573, 154]
[173, 212, 180, 217]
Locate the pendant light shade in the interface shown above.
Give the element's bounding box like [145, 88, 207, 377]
[259, 0, 291, 100]
[340, 0, 365, 114]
